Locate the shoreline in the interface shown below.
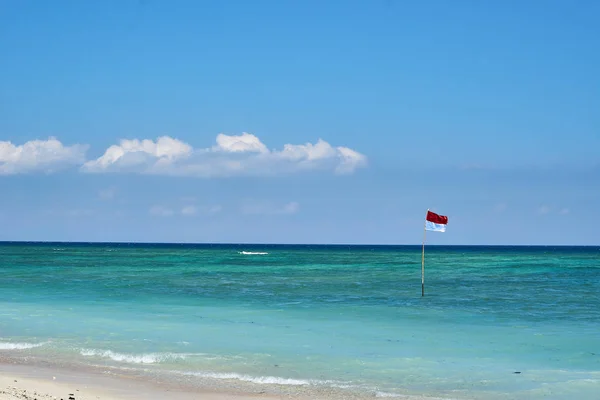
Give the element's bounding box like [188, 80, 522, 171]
[0, 361, 288, 400]
[0, 357, 407, 400]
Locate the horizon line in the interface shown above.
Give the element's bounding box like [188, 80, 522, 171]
[0, 240, 598, 247]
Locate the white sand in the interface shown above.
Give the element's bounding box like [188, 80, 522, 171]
[0, 363, 281, 400]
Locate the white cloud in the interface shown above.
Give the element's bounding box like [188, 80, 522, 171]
[282, 202, 300, 214]
[181, 206, 197, 216]
[99, 186, 117, 200]
[335, 146, 368, 174]
[82, 133, 366, 177]
[181, 204, 222, 216]
[537, 205, 570, 216]
[1, 134, 366, 178]
[149, 205, 174, 217]
[0, 137, 88, 175]
[83, 136, 192, 173]
[241, 201, 300, 216]
[212, 132, 268, 153]
[537, 205, 551, 215]
[207, 205, 223, 214]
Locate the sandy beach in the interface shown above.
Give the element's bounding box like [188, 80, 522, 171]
[0, 363, 282, 400]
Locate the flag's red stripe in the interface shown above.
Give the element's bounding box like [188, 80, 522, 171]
[426, 211, 448, 225]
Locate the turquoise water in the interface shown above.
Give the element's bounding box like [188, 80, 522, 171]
[0, 243, 599, 399]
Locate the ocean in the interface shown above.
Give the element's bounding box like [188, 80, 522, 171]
[0, 243, 598, 399]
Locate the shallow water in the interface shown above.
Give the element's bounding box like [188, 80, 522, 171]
[1, 243, 599, 399]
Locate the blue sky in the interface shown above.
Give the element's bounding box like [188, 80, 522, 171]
[1, 0, 598, 245]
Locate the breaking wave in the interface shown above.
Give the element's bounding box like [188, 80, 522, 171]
[0, 341, 47, 350]
[80, 349, 194, 364]
[181, 371, 404, 397]
[239, 251, 269, 255]
[186, 371, 333, 386]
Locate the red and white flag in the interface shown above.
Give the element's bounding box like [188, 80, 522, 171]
[425, 210, 448, 232]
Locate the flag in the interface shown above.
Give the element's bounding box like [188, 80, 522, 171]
[425, 210, 448, 232]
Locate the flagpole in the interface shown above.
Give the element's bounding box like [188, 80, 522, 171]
[421, 209, 428, 297]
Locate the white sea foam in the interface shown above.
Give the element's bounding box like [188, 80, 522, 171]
[185, 371, 351, 387]
[178, 370, 418, 398]
[375, 391, 404, 398]
[189, 371, 313, 385]
[80, 349, 193, 364]
[373, 390, 451, 399]
[239, 251, 269, 255]
[0, 341, 47, 350]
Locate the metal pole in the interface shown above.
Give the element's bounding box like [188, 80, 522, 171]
[421, 209, 428, 297]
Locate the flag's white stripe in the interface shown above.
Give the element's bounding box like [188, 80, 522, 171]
[425, 221, 446, 232]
